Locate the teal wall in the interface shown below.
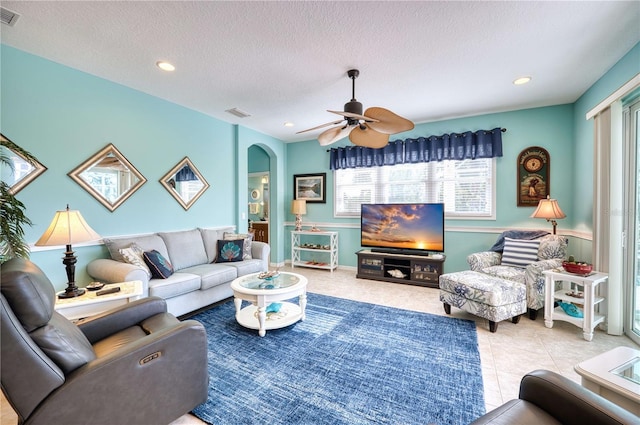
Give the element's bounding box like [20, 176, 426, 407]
[1, 45, 285, 289]
[3, 40, 639, 287]
[248, 145, 270, 173]
[285, 41, 640, 272]
[286, 105, 577, 272]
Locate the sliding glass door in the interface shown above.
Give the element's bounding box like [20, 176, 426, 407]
[624, 96, 640, 345]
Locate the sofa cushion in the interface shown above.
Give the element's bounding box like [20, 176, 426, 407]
[226, 259, 265, 276]
[501, 238, 541, 268]
[223, 232, 253, 260]
[216, 239, 244, 263]
[481, 265, 526, 284]
[199, 227, 234, 263]
[148, 273, 201, 299]
[159, 230, 208, 271]
[119, 243, 152, 278]
[180, 264, 238, 291]
[104, 234, 169, 263]
[144, 250, 174, 279]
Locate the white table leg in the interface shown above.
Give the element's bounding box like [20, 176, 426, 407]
[257, 305, 266, 337]
[544, 275, 554, 328]
[300, 292, 307, 321]
[234, 297, 242, 316]
[583, 280, 594, 341]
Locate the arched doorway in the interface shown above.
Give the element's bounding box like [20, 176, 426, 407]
[248, 145, 270, 245]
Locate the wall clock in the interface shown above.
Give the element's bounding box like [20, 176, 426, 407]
[517, 146, 550, 207]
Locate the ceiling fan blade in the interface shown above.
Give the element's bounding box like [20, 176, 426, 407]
[327, 110, 379, 123]
[318, 125, 353, 146]
[364, 107, 414, 134]
[349, 124, 390, 149]
[296, 119, 345, 134]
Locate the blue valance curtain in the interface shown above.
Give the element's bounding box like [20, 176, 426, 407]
[329, 127, 504, 170]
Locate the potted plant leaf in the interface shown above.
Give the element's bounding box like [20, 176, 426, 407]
[1, 137, 38, 262]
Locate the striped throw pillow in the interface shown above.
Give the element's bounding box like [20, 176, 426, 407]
[500, 237, 541, 268]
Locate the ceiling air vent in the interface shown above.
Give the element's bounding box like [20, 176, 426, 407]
[225, 108, 251, 118]
[1, 7, 19, 26]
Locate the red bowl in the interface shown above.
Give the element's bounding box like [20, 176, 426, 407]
[562, 261, 593, 275]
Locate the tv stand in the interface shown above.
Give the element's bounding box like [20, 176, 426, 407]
[356, 249, 445, 288]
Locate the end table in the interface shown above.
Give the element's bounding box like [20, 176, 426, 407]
[543, 269, 608, 341]
[54, 280, 143, 320]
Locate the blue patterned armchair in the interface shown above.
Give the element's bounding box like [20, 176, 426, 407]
[467, 233, 568, 319]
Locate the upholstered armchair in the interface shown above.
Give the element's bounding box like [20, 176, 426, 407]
[467, 232, 568, 319]
[1, 258, 208, 425]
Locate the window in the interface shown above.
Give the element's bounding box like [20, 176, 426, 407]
[334, 158, 495, 218]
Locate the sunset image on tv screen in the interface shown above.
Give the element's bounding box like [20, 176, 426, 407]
[361, 203, 444, 251]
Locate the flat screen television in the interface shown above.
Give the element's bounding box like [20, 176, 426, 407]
[360, 203, 445, 254]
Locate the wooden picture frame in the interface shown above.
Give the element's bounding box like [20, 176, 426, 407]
[293, 173, 326, 203]
[517, 146, 550, 206]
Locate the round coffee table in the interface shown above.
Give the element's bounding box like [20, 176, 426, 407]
[230, 272, 307, 337]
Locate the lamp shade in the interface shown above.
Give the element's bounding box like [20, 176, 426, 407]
[291, 200, 307, 215]
[35, 206, 101, 247]
[530, 196, 566, 220]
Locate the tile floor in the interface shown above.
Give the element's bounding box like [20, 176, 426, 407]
[2, 266, 638, 425]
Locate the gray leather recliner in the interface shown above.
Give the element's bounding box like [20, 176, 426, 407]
[1, 258, 209, 425]
[471, 369, 639, 425]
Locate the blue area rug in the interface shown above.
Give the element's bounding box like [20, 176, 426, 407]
[190, 293, 485, 425]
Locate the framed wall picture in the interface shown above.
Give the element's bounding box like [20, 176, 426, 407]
[293, 173, 326, 203]
[517, 146, 550, 206]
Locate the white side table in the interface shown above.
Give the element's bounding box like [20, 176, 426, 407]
[291, 230, 338, 271]
[543, 269, 608, 341]
[55, 281, 143, 320]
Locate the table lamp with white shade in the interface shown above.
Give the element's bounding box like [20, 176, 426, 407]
[291, 200, 307, 231]
[35, 205, 101, 298]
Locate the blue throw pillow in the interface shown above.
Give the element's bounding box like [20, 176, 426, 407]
[143, 250, 174, 279]
[216, 239, 244, 263]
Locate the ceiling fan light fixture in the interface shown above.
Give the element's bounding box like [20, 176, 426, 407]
[299, 69, 414, 148]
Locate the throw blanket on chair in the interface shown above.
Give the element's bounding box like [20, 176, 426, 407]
[490, 230, 550, 252]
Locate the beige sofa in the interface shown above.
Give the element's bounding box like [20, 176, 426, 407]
[87, 227, 269, 316]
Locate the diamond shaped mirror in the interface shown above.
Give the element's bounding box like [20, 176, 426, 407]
[160, 157, 209, 210]
[68, 144, 146, 212]
[1, 134, 47, 195]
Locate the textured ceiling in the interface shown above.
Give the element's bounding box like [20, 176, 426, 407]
[2, 1, 639, 143]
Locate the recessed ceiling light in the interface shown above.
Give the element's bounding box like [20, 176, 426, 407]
[156, 61, 175, 72]
[284, 122, 294, 127]
[513, 76, 531, 85]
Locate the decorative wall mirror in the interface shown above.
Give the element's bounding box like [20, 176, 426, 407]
[68, 143, 147, 212]
[1, 134, 47, 195]
[160, 157, 210, 210]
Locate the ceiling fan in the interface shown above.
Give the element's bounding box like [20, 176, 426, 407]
[296, 69, 414, 149]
